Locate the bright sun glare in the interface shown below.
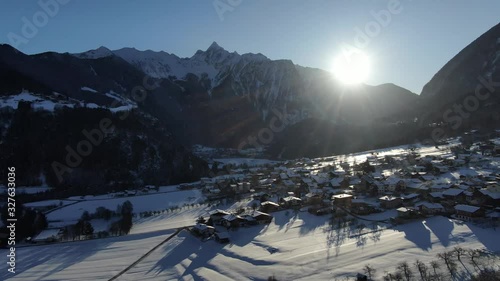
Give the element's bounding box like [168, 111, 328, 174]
[332, 50, 371, 85]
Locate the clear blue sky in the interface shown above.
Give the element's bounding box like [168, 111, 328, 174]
[1, 0, 499, 94]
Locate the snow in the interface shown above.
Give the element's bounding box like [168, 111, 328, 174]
[73, 46, 114, 59]
[46, 189, 204, 221]
[8, 213, 497, 281]
[213, 158, 280, 167]
[81, 87, 98, 93]
[112, 47, 219, 82]
[0, 91, 137, 113]
[0, 92, 72, 111]
[33, 228, 60, 241]
[24, 199, 74, 208]
[455, 204, 480, 213]
[2, 229, 177, 281]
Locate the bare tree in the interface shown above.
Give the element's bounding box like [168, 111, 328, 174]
[453, 247, 466, 263]
[415, 259, 428, 281]
[363, 264, 376, 280]
[397, 261, 413, 281]
[437, 251, 457, 277]
[467, 249, 484, 271]
[430, 260, 441, 281]
[393, 271, 404, 281]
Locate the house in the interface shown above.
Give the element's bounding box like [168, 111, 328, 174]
[351, 198, 377, 215]
[260, 201, 280, 213]
[331, 194, 353, 208]
[282, 180, 296, 189]
[442, 189, 465, 202]
[250, 211, 273, 224]
[308, 205, 332, 216]
[280, 196, 302, 207]
[215, 232, 230, 243]
[192, 223, 215, 237]
[479, 185, 500, 205]
[401, 193, 420, 204]
[379, 196, 402, 209]
[236, 182, 251, 192]
[384, 176, 406, 192]
[415, 202, 444, 215]
[209, 209, 230, 224]
[222, 214, 245, 228]
[487, 207, 500, 221]
[397, 207, 411, 218]
[455, 204, 484, 221]
[330, 178, 344, 189]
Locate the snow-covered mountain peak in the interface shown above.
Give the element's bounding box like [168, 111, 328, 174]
[74, 46, 114, 59]
[207, 41, 224, 52]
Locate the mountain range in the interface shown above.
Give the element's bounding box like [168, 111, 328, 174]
[0, 22, 499, 188]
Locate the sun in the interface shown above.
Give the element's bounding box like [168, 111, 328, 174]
[332, 50, 371, 85]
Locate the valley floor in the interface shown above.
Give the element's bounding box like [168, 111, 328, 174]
[2, 208, 499, 281]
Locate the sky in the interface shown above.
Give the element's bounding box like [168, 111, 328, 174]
[0, 0, 499, 94]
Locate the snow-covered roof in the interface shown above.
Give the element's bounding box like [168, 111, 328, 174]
[193, 223, 214, 231]
[282, 196, 301, 202]
[33, 229, 60, 241]
[332, 194, 353, 200]
[415, 202, 444, 210]
[397, 207, 409, 213]
[379, 196, 399, 201]
[209, 209, 230, 216]
[443, 188, 464, 196]
[222, 214, 243, 221]
[402, 193, 419, 200]
[261, 201, 279, 206]
[479, 188, 500, 200]
[330, 178, 343, 187]
[454, 204, 480, 213]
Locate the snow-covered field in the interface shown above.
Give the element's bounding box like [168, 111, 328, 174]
[1, 229, 177, 281]
[46, 189, 204, 221]
[0, 91, 137, 112]
[116, 213, 500, 281]
[4, 209, 499, 281]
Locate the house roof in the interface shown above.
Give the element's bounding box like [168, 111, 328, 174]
[332, 193, 353, 200]
[443, 188, 464, 197]
[479, 187, 500, 200]
[455, 204, 480, 213]
[261, 201, 280, 206]
[282, 196, 302, 202]
[379, 196, 399, 201]
[222, 214, 243, 221]
[252, 211, 272, 218]
[209, 209, 230, 216]
[402, 193, 419, 200]
[193, 223, 214, 231]
[415, 202, 444, 210]
[330, 178, 343, 187]
[430, 192, 444, 198]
